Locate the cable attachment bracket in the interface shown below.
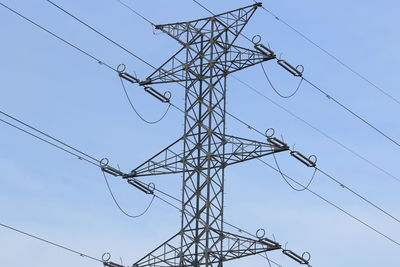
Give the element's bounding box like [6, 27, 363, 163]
[265, 128, 289, 150]
[254, 44, 276, 59]
[282, 250, 311, 265]
[127, 178, 155, 195]
[251, 35, 275, 59]
[139, 78, 152, 86]
[290, 151, 317, 167]
[103, 261, 125, 267]
[117, 64, 140, 83]
[144, 87, 171, 103]
[277, 60, 304, 77]
[102, 252, 125, 267]
[100, 158, 124, 177]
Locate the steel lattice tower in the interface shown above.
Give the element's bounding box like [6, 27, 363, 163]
[121, 3, 294, 267]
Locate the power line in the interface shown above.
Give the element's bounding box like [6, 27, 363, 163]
[192, 0, 400, 184]
[147, 153, 400, 251]
[0, 107, 279, 253]
[190, 0, 400, 181]
[0, 104, 267, 239]
[3, 88, 394, 264]
[261, 62, 303, 98]
[191, 0, 254, 43]
[119, 76, 171, 124]
[227, 110, 400, 226]
[0, 95, 288, 264]
[0, 116, 100, 167]
[257, 157, 400, 247]
[3, 1, 170, 126]
[102, 170, 155, 218]
[316, 168, 400, 224]
[302, 77, 400, 148]
[256, 3, 400, 106]
[272, 152, 317, 192]
[8, 0, 399, 232]
[165, 82, 400, 227]
[115, 0, 155, 26]
[4, 90, 398, 245]
[231, 74, 400, 184]
[190, 0, 400, 152]
[6, 0, 399, 261]
[0, 2, 117, 72]
[0, 221, 103, 263]
[47, 0, 157, 70]
[0, 110, 101, 165]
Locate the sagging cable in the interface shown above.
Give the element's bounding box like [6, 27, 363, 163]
[277, 60, 304, 77]
[282, 250, 311, 265]
[261, 63, 303, 99]
[144, 86, 171, 103]
[290, 151, 317, 168]
[128, 178, 155, 195]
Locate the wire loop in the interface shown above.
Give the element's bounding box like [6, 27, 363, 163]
[265, 128, 275, 138]
[100, 158, 109, 167]
[117, 63, 126, 73]
[252, 34, 262, 44]
[261, 63, 303, 98]
[256, 228, 266, 239]
[296, 64, 304, 74]
[309, 155, 318, 164]
[148, 182, 156, 192]
[164, 91, 172, 101]
[302, 252, 311, 262]
[102, 252, 111, 262]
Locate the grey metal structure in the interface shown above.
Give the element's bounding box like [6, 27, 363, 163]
[120, 3, 302, 267]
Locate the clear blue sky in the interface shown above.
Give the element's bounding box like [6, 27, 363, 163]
[1, 0, 399, 266]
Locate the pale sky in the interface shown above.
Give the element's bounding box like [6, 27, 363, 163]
[1, 0, 399, 266]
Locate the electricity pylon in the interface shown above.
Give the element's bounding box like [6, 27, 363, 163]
[113, 3, 308, 267]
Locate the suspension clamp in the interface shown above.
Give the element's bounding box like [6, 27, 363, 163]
[127, 178, 154, 195]
[119, 72, 140, 83]
[254, 44, 276, 59]
[290, 151, 317, 167]
[117, 64, 140, 83]
[122, 170, 137, 178]
[260, 237, 281, 248]
[103, 262, 125, 267]
[282, 250, 311, 265]
[102, 253, 124, 267]
[267, 137, 289, 150]
[139, 78, 152, 86]
[144, 86, 171, 103]
[277, 60, 303, 77]
[101, 166, 124, 177]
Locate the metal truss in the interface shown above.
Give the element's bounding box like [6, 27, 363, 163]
[126, 134, 288, 178]
[126, 3, 307, 267]
[133, 227, 281, 267]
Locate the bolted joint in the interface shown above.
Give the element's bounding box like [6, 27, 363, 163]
[122, 170, 137, 178]
[139, 78, 152, 86]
